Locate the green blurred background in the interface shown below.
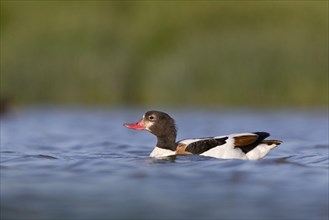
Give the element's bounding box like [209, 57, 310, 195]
[1, 1, 328, 108]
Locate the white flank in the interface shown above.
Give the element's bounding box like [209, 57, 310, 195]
[199, 135, 248, 159]
[179, 133, 258, 159]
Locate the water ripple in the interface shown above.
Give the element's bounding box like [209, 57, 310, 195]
[1, 108, 328, 220]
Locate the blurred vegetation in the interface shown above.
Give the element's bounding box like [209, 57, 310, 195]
[0, 1, 328, 107]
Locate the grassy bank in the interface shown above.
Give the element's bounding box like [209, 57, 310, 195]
[1, 1, 328, 107]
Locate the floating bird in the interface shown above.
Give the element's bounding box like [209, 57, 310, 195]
[124, 110, 282, 160]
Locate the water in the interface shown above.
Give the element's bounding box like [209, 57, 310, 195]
[1, 107, 328, 220]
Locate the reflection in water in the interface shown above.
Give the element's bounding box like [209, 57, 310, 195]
[146, 155, 177, 163]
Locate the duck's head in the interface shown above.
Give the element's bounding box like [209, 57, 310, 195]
[124, 110, 177, 138]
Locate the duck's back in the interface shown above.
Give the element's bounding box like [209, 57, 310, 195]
[151, 132, 281, 160]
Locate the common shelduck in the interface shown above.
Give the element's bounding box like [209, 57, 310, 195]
[124, 110, 282, 160]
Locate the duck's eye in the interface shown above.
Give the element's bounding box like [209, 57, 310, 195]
[148, 115, 155, 121]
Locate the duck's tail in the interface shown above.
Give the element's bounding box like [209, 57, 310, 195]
[246, 139, 282, 160]
[261, 140, 282, 146]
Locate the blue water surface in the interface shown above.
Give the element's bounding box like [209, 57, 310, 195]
[1, 107, 328, 220]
